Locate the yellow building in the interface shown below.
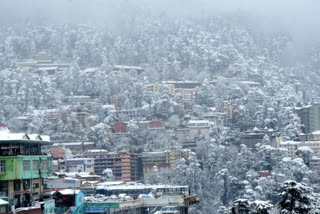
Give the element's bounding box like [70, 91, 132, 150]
[34, 54, 53, 64]
[141, 148, 190, 181]
[18, 60, 37, 67]
[223, 101, 235, 119]
[299, 131, 320, 141]
[110, 96, 119, 107]
[166, 147, 190, 170]
[174, 88, 199, 95]
[167, 84, 175, 95]
[146, 84, 160, 93]
[276, 139, 320, 159]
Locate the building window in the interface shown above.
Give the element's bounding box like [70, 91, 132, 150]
[23, 160, 30, 171]
[14, 180, 21, 191]
[0, 161, 5, 172]
[33, 160, 39, 170]
[41, 160, 47, 170]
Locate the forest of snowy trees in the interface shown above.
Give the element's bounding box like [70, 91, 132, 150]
[1, 0, 320, 213]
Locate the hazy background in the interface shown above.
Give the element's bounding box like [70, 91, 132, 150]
[1, 0, 319, 60]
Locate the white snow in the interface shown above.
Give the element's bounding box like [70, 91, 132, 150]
[51, 189, 81, 195]
[0, 199, 8, 205]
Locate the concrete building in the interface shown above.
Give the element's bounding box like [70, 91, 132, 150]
[239, 127, 275, 149]
[93, 182, 198, 214]
[44, 177, 81, 190]
[80, 149, 108, 176]
[223, 100, 235, 119]
[295, 103, 320, 133]
[188, 120, 210, 140]
[114, 109, 145, 121]
[0, 131, 52, 208]
[149, 120, 165, 129]
[50, 147, 67, 160]
[113, 122, 127, 134]
[141, 152, 168, 181]
[64, 158, 94, 173]
[106, 151, 141, 182]
[113, 65, 144, 75]
[141, 148, 189, 181]
[18, 53, 71, 75]
[163, 81, 201, 91]
[146, 84, 160, 93]
[203, 111, 228, 127]
[52, 142, 94, 154]
[276, 139, 320, 169]
[299, 131, 320, 141]
[176, 128, 197, 150]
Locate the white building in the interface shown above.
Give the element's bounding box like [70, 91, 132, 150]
[188, 120, 210, 139]
[64, 158, 94, 173]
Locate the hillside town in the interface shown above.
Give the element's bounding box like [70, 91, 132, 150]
[2, 1, 320, 214]
[1, 51, 320, 213]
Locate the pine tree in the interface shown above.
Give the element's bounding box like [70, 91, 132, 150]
[278, 180, 313, 214]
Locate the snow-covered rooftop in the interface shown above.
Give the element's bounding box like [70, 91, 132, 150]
[65, 158, 93, 161]
[96, 182, 187, 190]
[86, 149, 108, 153]
[312, 131, 320, 135]
[0, 198, 8, 205]
[53, 142, 94, 146]
[37, 66, 58, 71]
[51, 189, 81, 195]
[188, 120, 210, 124]
[280, 140, 320, 146]
[113, 65, 143, 70]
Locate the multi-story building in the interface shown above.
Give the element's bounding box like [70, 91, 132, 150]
[62, 96, 91, 105]
[141, 152, 168, 180]
[276, 139, 320, 169]
[163, 81, 201, 91]
[299, 131, 320, 141]
[106, 151, 141, 182]
[114, 109, 145, 121]
[80, 149, 108, 175]
[0, 132, 52, 208]
[149, 120, 165, 129]
[52, 142, 94, 154]
[141, 148, 189, 181]
[50, 147, 67, 160]
[146, 84, 160, 93]
[295, 103, 320, 133]
[175, 120, 211, 150]
[18, 53, 70, 74]
[166, 147, 189, 169]
[176, 128, 196, 150]
[188, 120, 210, 140]
[239, 127, 275, 149]
[113, 65, 144, 75]
[64, 158, 94, 173]
[203, 111, 228, 127]
[113, 122, 128, 134]
[223, 100, 235, 119]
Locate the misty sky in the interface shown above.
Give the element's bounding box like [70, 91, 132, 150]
[1, 0, 319, 46]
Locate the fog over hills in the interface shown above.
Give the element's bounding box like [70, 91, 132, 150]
[1, 1, 320, 213]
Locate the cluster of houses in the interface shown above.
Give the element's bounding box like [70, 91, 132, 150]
[9, 53, 320, 213]
[49, 143, 190, 184]
[0, 127, 198, 214]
